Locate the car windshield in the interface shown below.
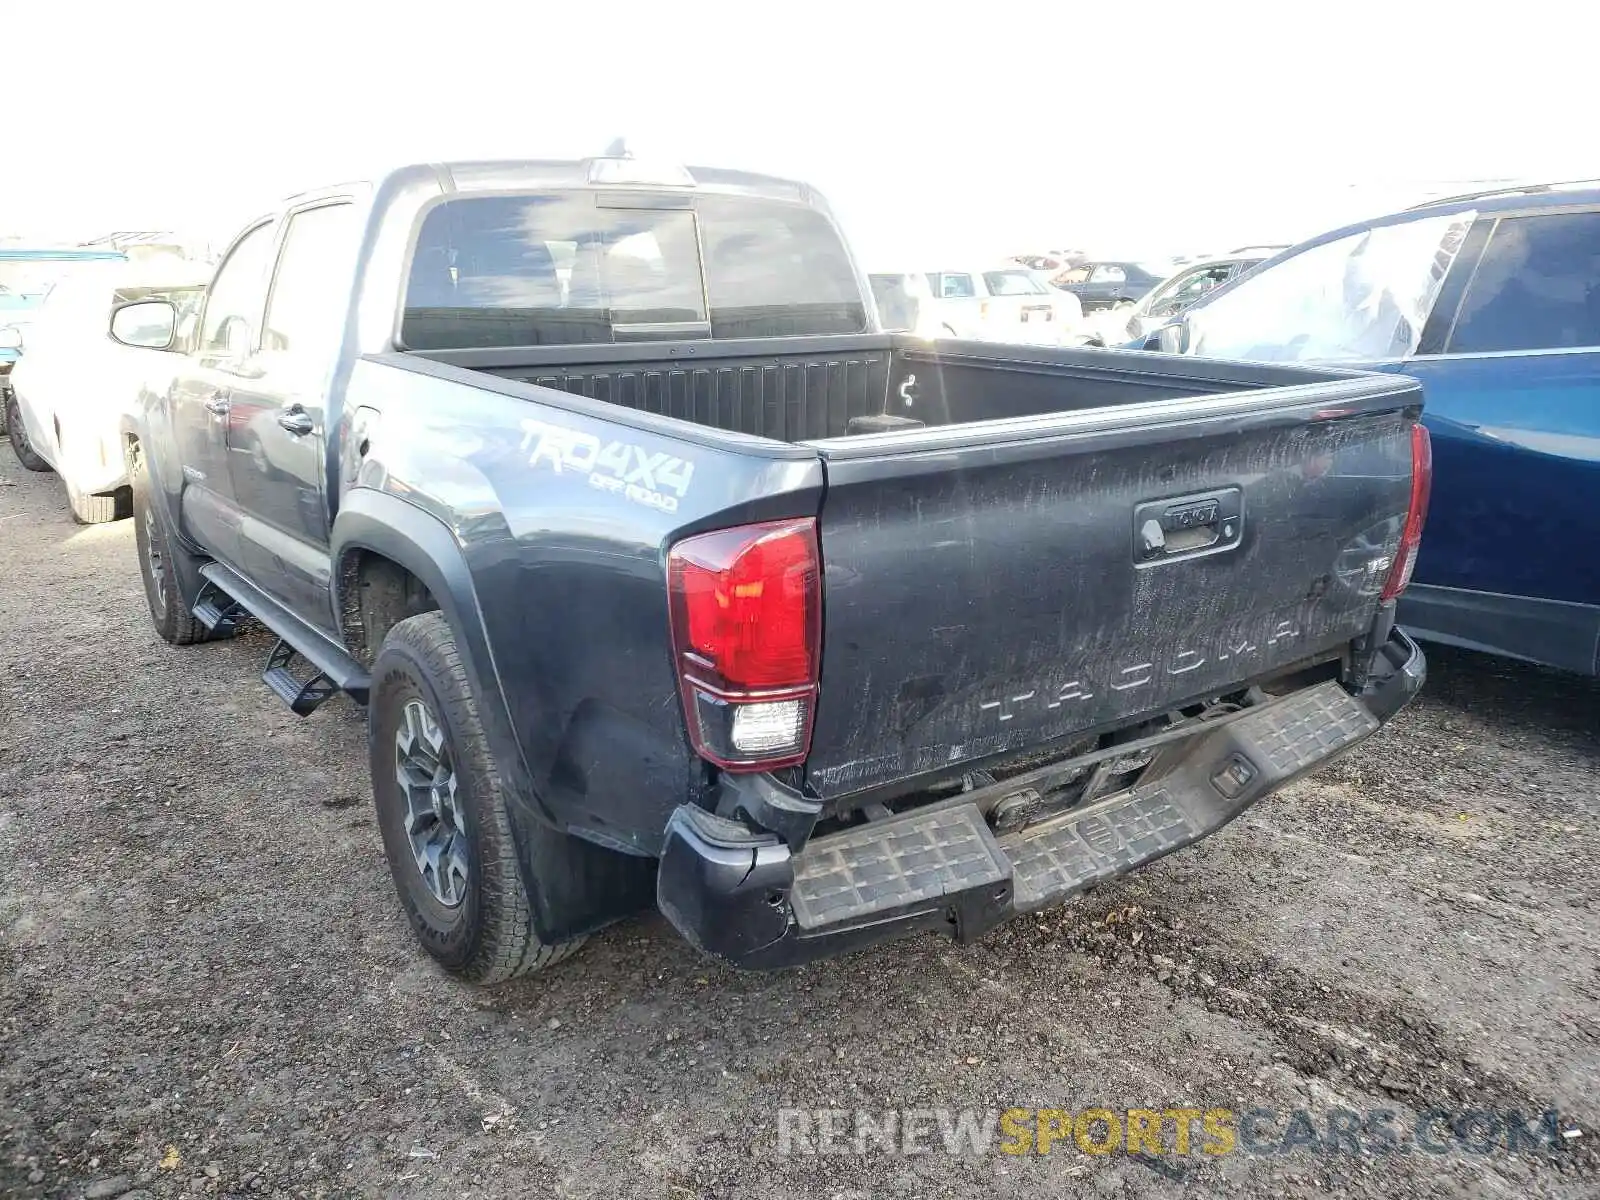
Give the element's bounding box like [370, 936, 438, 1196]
[0, 257, 119, 298]
[1183, 212, 1474, 362]
[982, 270, 1049, 296]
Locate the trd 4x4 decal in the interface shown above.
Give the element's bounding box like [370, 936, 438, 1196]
[519, 418, 696, 513]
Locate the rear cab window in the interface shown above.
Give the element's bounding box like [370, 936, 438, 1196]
[401, 191, 866, 349]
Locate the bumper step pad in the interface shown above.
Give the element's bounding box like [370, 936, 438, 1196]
[791, 804, 1009, 930]
[788, 681, 1378, 935]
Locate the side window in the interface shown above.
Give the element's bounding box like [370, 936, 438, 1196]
[1057, 266, 1091, 284]
[1148, 266, 1216, 316]
[1091, 265, 1126, 283]
[1447, 211, 1600, 353]
[262, 203, 361, 359]
[1185, 212, 1475, 363]
[935, 273, 976, 299]
[199, 223, 275, 355]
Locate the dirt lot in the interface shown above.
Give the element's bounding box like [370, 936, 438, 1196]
[1, 446, 1597, 1200]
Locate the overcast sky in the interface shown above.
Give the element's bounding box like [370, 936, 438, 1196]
[5, 0, 1589, 262]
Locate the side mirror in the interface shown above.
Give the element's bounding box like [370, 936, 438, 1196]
[109, 299, 178, 351]
[0, 326, 21, 351]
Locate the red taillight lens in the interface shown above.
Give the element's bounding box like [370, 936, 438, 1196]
[1380, 422, 1432, 602]
[668, 519, 821, 771]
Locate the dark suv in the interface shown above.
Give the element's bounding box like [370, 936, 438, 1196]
[1051, 260, 1170, 311]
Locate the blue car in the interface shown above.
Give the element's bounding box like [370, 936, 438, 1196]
[1140, 181, 1600, 675]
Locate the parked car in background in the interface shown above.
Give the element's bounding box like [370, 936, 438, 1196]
[1141, 182, 1600, 675]
[6, 256, 208, 521]
[1120, 251, 1280, 343]
[0, 247, 127, 435]
[867, 270, 936, 335]
[1010, 250, 1085, 288]
[920, 265, 1087, 344]
[1051, 259, 1170, 312]
[107, 151, 1425, 983]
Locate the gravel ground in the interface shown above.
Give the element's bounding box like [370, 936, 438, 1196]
[1, 444, 1597, 1200]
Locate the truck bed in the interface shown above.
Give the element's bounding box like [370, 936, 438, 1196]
[408, 334, 1320, 444]
[388, 337, 1422, 807]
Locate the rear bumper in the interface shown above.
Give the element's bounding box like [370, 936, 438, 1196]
[658, 629, 1425, 970]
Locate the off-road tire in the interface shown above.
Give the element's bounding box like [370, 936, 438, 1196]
[369, 611, 586, 983]
[130, 443, 210, 645]
[5, 393, 50, 472]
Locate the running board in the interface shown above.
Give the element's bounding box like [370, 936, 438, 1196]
[195, 562, 371, 710]
[263, 638, 339, 716]
[192, 581, 247, 637]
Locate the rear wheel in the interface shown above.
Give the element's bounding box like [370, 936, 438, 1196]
[4, 393, 50, 472]
[130, 442, 210, 645]
[369, 611, 587, 983]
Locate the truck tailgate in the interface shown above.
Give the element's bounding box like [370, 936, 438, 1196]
[802, 374, 1422, 801]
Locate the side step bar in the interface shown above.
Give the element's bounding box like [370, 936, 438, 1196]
[263, 638, 340, 716]
[195, 562, 371, 712]
[192, 581, 247, 638]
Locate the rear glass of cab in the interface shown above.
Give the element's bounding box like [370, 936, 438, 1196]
[401, 192, 868, 349]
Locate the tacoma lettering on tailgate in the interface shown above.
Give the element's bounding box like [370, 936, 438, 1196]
[810, 594, 1359, 792]
[519, 417, 695, 513]
[975, 606, 1313, 725]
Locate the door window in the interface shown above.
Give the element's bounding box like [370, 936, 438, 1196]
[199, 223, 275, 355]
[1446, 211, 1600, 353]
[927, 272, 977, 299]
[1090, 265, 1126, 283]
[1184, 211, 1475, 362]
[262, 203, 361, 361]
[1147, 264, 1231, 317]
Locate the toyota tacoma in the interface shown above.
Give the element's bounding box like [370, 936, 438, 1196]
[108, 151, 1430, 982]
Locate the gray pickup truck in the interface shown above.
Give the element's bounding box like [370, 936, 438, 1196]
[107, 151, 1428, 982]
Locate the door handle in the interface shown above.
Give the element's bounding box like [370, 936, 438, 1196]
[277, 407, 314, 436]
[202, 392, 230, 416]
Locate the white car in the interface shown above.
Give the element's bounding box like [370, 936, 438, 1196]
[7, 258, 208, 522]
[918, 266, 1086, 345]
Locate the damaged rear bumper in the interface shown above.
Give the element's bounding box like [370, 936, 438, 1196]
[657, 628, 1425, 970]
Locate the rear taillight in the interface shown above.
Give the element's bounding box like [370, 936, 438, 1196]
[668, 518, 821, 771]
[1380, 422, 1433, 602]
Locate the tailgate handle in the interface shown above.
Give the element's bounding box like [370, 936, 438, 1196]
[1134, 487, 1243, 566]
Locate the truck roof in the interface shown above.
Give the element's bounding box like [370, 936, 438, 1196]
[281, 158, 820, 208]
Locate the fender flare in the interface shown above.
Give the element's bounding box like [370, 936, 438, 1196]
[329, 488, 553, 827]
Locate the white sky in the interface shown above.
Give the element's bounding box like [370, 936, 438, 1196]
[5, 0, 1591, 263]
